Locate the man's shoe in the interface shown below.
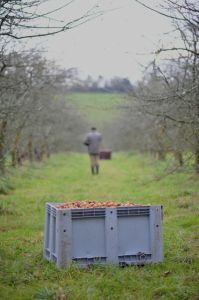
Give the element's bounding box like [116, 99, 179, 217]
[91, 166, 95, 175]
[96, 165, 99, 174]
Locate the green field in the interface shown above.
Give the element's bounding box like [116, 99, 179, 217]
[67, 92, 127, 125]
[0, 152, 199, 300]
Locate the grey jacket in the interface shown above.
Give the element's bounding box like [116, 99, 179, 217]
[84, 130, 102, 154]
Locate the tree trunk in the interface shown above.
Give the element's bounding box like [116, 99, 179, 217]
[0, 120, 7, 174]
[156, 150, 166, 161]
[11, 128, 22, 167]
[41, 138, 50, 160]
[174, 151, 184, 167]
[195, 140, 199, 174]
[45, 138, 50, 158]
[40, 143, 45, 161]
[27, 135, 33, 162]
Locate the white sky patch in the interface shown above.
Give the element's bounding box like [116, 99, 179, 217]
[24, 0, 176, 83]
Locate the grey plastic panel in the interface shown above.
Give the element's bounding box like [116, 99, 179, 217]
[118, 216, 151, 256]
[72, 217, 106, 258]
[43, 203, 163, 268]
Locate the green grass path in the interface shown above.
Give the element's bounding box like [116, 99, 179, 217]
[0, 153, 199, 300]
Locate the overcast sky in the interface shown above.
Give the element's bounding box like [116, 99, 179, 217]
[26, 0, 175, 83]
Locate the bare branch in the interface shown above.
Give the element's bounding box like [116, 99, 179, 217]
[0, 0, 105, 39]
[133, 0, 185, 21]
[156, 47, 199, 56]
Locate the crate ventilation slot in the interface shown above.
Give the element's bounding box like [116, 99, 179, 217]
[117, 206, 150, 217]
[47, 205, 51, 214]
[51, 207, 56, 217]
[119, 254, 152, 262]
[72, 208, 106, 219]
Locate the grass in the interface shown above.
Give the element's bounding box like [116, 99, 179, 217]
[67, 92, 127, 125]
[0, 152, 199, 300]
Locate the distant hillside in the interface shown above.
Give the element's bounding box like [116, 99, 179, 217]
[67, 92, 127, 128]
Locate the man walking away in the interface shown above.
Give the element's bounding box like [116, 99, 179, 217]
[84, 127, 102, 175]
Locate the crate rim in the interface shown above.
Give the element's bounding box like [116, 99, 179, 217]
[45, 202, 162, 211]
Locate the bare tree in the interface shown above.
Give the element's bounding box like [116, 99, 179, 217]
[0, 0, 103, 39]
[0, 0, 104, 174]
[0, 49, 87, 172]
[131, 0, 199, 172]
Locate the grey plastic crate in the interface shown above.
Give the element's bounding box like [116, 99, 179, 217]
[43, 203, 163, 268]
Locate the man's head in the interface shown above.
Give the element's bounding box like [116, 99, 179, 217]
[91, 127, 97, 131]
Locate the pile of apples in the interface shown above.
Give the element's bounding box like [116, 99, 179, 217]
[56, 201, 142, 209]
